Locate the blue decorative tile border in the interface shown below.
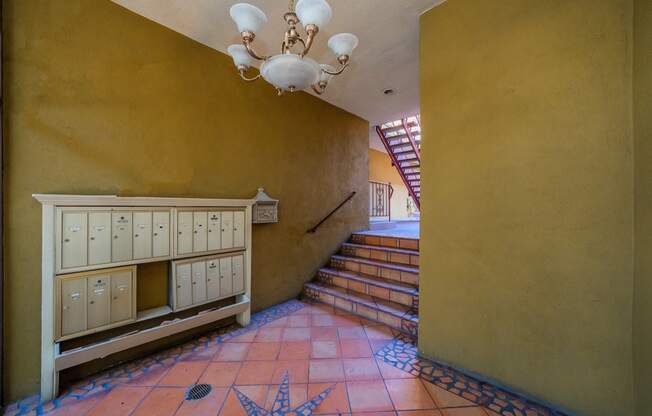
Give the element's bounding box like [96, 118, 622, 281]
[3, 300, 308, 416]
[374, 334, 574, 416]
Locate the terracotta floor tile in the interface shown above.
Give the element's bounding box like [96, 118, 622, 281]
[157, 361, 208, 387]
[87, 386, 151, 416]
[346, 380, 394, 413]
[283, 327, 311, 341]
[278, 341, 312, 360]
[246, 342, 281, 361]
[341, 339, 373, 358]
[273, 360, 310, 384]
[439, 408, 489, 416]
[333, 314, 362, 327]
[131, 387, 185, 416]
[221, 385, 269, 416]
[48, 393, 108, 416]
[311, 340, 341, 359]
[343, 358, 382, 381]
[385, 378, 436, 410]
[264, 316, 289, 327]
[365, 325, 395, 340]
[311, 304, 335, 314]
[292, 304, 312, 315]
[308, 382, 350, 415]
[422, 381, 477, 408]
[235, 360, 277, 385]
[126, 365, 170, 386]
[215, 343, 251, 361]
[264, 384, 307, 410]
[338, 326, 367, 340]
[311, 327, 339, 341]
[376, 359, 417, 379]
[370, 339, 394, 354]
[287, 315, 311, 327]
[398, 411, 443, 416]
[255, 327, 284, 342]
[175, 386, 229, 416]
[226, 330, 258, 343]
[181, 344, 220, 362]
[352, 413, 397, 416]
[309, 359, 345, 382]
[198, 362, 241, 387]
[312, 314, 336, 327]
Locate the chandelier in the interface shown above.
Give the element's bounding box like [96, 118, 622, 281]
[227, 0, 358, 95]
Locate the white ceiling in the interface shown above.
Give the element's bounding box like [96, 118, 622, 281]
[111, 0, 443, 150]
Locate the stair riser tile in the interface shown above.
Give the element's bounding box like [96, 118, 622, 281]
[318, 271, 416, 307]
[332, 260, 420, 286]
[305, 287, 418, 337]
[344, 246, 419, 267]
[352, 235, 419, 251]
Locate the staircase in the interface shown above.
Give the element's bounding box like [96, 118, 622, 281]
[303, 232, 419, 338]
[375, 116, 422, 209]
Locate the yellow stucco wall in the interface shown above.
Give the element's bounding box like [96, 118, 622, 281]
[368, 149, 412, 220]
[2, 0, 369, 401]
[419, 1, 635, 415]
[634, 0, 652, 413]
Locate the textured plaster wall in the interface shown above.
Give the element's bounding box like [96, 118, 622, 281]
[2, 0, 369, 401]
[368, 149, 412, 220]
[419, 1, 635, 415]
[634, 0, 652, 413]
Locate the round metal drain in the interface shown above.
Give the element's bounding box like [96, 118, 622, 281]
[185, 383, 212, 401]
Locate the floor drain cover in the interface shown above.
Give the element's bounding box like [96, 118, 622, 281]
[185, 383, 212, 400]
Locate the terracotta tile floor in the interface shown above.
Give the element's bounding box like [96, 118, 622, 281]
[4, 300, 564, 416]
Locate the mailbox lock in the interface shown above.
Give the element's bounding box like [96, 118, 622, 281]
[114, 235, 118, 239]
[64, 238, 70, 243]
[90, 237, 95, 241]
[177, 285, 181, 289]
[178, 231, 182, 235]
[194, 231, 198, 234]
[135, 234, 139, 238]
[154, 233, 158, 236]
[90, 300, 95, 305]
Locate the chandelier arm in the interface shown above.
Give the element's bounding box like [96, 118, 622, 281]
[323, 63, 349, 76]
[238, 69, 262, 82]
[243, 39, 268, 61]
[300, 27, 318, 57]
[311, 84, 325, 95]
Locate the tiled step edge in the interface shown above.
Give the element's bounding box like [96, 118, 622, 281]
[330, 254, 419, 286]
[317, 268, 418, 308]
[341, 242, 419, 267]
[303, 282, 418, 338]
[351, 233, 419, 251]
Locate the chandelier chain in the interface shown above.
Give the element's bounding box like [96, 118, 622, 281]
[288, 0, 296, 12]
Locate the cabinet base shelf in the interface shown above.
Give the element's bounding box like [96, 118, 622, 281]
[136, 305, 174, 322]
[55, 297, 250, 372]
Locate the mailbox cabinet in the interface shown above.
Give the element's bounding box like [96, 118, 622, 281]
[175, 209, 246, 257]
[56, 266, 137, 341]
[171, 252, 246, 311]
[57, 208, 172, 273]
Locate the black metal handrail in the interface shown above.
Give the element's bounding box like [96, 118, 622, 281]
[306, 191, 357, 234]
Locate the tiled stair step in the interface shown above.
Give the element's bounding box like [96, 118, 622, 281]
[330, 254, 419, 286]
[317, 267, 418, 308]
[341, 242, 419, 267]
[304, 282, 418, 337]
[350, 233, 420, 251]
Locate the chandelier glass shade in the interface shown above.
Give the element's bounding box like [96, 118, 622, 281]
[227, 0, 358, 95]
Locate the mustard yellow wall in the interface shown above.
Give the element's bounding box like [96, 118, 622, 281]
[634, 0, 652, 413]
[2, 0, 369, 401]
[419, 1, 635, 415]
[368, 149, 412, 220]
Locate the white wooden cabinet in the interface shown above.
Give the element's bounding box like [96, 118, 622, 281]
[133, 212, 153, 260]
[88, 212, 111, 266]
[35, 194, 253, 402]
[170, 252, 246, 312]
[152, 211, 170, 257]
[56, 266, 137, 341]
[112, 212, 133, 263]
